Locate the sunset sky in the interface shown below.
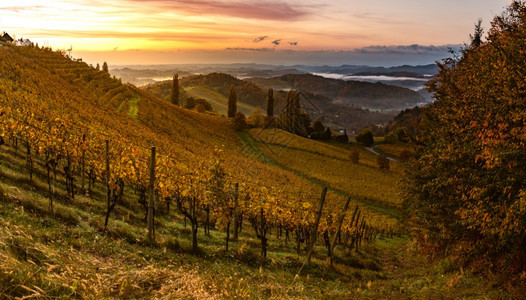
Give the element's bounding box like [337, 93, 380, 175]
[1, 0, 510, 66]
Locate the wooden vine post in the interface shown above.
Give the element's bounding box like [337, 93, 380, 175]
[104, 139, 110, 230]
[307, 186, 327, 262]
[26, 141, 33, 182]
[147, 146, 156, 243]
[232, 182, 239, 241]
[328, 196, 352, 264]
[81, 134, 86, 195]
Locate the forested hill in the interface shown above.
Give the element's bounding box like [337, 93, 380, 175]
[250, 73, 425, 110]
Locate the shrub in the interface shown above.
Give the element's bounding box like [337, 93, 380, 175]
[195, 103, 206, 113]
[195, 98, 213, 111]
[232, 112, 247, 131]
[384, 131, 398, 144]
[377, 155, 389, 170]
[184, 97, 196, 109]
[356, 128, 374, 147]
[312, 119, 325, 132]
[349, 149, 359, 164]
[248, 106, 265, 128]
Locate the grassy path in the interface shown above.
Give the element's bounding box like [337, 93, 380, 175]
[362, 145, 399, 162]
[235, 130, 278, 166]
[355, 237, 500, 299]
[127, 94, 141, 119]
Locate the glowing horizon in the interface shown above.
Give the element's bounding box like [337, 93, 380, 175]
[1, 0, 509, 65]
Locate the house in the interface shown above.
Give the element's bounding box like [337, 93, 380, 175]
[1, 32, 14, 42]
[14, 38, 32, 47]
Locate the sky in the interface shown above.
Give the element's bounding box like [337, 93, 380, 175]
[0, 0, 511, 66]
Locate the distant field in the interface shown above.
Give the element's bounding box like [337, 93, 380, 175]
[247, 78, 293, 91]
[184, 86, 258, 116]
[376, 143, 414, 158]
[249, 128, 404, 209]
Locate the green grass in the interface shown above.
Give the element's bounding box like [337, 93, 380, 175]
[184, 86, 257, 116]
[235, 130, 278, 166]
[127, 94, 141, 119]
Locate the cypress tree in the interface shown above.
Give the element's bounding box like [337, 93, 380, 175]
[227, 84, 237, 118]
[266, 88, 274, 118]
[102, 62, 109, 73]
[292, 91, 300, 134]
[171, 73, 179, 106]
[285, 91, 293, 131]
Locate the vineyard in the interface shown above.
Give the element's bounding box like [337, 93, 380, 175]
[0, 42, 410, 297]
[0, 42, 506, 298]
[249, 129, 404, 209]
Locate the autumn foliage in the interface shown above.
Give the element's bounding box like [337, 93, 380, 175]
[405, 1, 526, 284]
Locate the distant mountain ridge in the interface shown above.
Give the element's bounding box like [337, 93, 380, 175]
[290, 64, 438, 76]
[111, 63, 438, 86]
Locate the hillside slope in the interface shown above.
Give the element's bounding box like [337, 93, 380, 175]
[0, 43, 506, 299]
[0, 43, 397, 246]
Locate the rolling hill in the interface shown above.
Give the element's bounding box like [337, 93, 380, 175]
[143, 73, 395, 131]
[250, 73, 425, 110]
[183, 85, 257, 116]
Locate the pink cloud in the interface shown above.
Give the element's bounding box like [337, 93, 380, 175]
[125, 0, 310, 21]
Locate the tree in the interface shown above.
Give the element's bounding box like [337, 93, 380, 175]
[385, 127, 410, 144]
[227, 84, 237, 118]
[266, 88, 274, 119]
[377, 155, 389, 170]
[349, 148, 359, 164]
[355, 128, 374, 147]
[195, 98, 212, 111]
[102, 62, 109, 73]
[184, 97, 196, 109]
[312, 119, 325, 133]
[324, 127, 332, 139]
[469, 18, 484, 48]
[232, 112, 246, 131]
[195, 103, 206, 113]
[207, 149, 234, 251]
[405, 1, 526, 283]
[171, 73, 179, 106]
[310, 119, 329, 140]
[248, 106, 265, 128]
[336, 128, 349, 143]
[96, 63, 100, 71]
